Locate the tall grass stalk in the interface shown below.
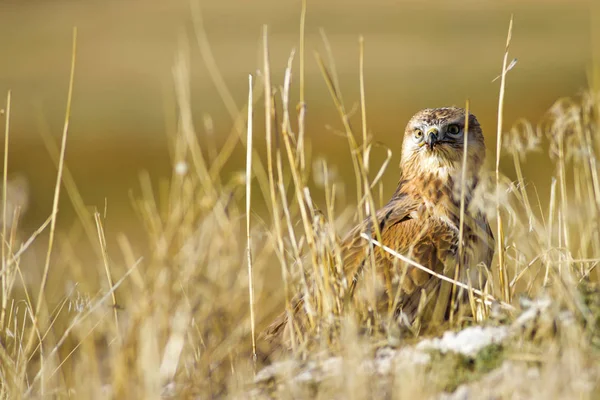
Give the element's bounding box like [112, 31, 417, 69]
[1, 90, 11, 332]
[495, 17, 513, 303]
[246, 74, 257, 364]
[23, 27, 77, 380]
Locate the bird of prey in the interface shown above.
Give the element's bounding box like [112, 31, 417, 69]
[264, 107, 494, 345]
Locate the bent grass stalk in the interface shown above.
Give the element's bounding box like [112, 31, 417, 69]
[280, 50, 318, 330]
[360, 233, 514, 310]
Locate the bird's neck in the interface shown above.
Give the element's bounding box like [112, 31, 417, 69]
[394, 168, 479, 208]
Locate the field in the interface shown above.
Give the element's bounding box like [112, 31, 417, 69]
[1, 0, 599, 398]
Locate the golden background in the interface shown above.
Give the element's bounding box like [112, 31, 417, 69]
[0, 0, 595, 262]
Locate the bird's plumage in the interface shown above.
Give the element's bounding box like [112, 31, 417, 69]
[263, 107, 494, 346]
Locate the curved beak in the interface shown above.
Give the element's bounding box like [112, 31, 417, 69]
[426, 130, 438, 150]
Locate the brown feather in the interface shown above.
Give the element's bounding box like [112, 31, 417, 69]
[263, 107, 495, 348]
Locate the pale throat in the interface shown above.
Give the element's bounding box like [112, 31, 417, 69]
[409, 157, 465, 184]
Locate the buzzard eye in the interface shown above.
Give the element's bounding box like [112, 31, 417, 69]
[447, 124, 461, 136]
[414, 129, 424, 141]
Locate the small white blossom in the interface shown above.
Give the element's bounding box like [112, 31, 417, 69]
[175, 161, 189, 176]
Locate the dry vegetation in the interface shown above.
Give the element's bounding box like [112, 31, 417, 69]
[1, 7, 600, 400]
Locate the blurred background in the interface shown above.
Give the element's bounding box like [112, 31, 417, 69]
[0, 0, 595, 255]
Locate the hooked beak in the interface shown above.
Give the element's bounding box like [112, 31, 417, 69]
[426, 130, 438, 150]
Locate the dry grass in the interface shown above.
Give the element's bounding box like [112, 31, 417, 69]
[1, 6, 600, 400]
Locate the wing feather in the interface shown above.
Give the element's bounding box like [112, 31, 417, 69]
[341, 190, 461, 322]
